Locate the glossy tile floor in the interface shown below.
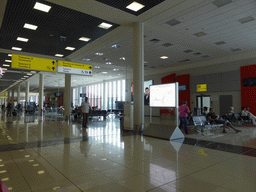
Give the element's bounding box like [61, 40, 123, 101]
[0, 112, 256, 192]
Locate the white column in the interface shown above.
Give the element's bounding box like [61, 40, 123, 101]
[103, 81, 106, 110]
[39, 74, 44, 116]
[17, 86, 20, 104]
[133, 22, 144, 133]
[25, 81, 30, 103]
[64, 74, 72, 120]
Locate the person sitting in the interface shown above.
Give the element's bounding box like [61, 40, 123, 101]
[245, 107, 256, 125]
[207, 108, 241, 133]
[222, 107, 236, 122]
[202, 107, 208, 117]
[241, 106, 251, 123]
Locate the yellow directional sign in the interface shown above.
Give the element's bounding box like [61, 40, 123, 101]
[197, 84, 207, 92]
[58, 61, 92, 70]
[12, 54, 57, 72]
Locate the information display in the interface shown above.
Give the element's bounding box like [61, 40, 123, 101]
[149, 83, 176, 107]
[58, 61, 92, 76]
[197, 84, 207, 92]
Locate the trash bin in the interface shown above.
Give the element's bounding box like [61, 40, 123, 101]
[120, 116, 124, 131]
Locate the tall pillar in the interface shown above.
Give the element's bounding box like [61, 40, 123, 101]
[25, 81, 30, 103]
[103, 80, 106, 110]
[39, 74, 44, 116]
[11, 88, 15, 104]
[133, 22, 144, 133]
[64, 74, 71, 120]
[17, 86, 20, 104]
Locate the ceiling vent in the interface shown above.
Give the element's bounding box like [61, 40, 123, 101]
[150, 38, 160, 43]
[202, 55, 210, 58]
[179, 59, 191, 62]
[238, 16, 255, 24]
[215, 41, 226, 45]
[194, 32, 207, 37]
[162, 43, 173, 47]
[193, 52, 201, 55]
[166, 19, 181, 26]
[212, 0, 232, 8]
[231, 48, 242, 52]
[184, 49, 193, 53]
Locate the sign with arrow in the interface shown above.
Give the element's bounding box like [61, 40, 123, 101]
[12, 54, 57, 72]
[58, 61, 92, 76]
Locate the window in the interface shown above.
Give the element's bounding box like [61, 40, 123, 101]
[122, 80, 126, 101]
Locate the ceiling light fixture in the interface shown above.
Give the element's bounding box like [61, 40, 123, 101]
[33, 2, 51, 13]
[119, 57, 126, 60]
[126, 2, 145, 12]
[3, 64, 10, 67]
[24, 76, 29, 78]
[2, 68, 7, 70]
[106, 62, 112, 65]
[17, 37, 29, 42]
[31, 71, 36, 73]
[23, 23, 38, 30]
[95, 52, 104, 56]
[160, 56, 168, 59]
[98, 22, 113, 29]
[8, 54, 12, 57]
[5, 60, 11, 62]
[55, 54, 64, 57]
[12, 47, 22, 51]
[82, 58, 90, 61]
[79, 37, 91, 42]
[65, 47, 75, 51]
[27, 73, 32, 76]
[102, 72, 108, 74]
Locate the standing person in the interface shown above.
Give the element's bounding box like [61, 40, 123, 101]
[81, 97, 90, 128]
[1, 103, 5, 113]
[7, 101, 12, 117]
[179, 100, 190, 134]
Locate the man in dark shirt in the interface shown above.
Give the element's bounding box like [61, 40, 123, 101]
[207, 108, 241, 133]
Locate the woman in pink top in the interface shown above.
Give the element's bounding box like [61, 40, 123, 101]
[179, 100, 190, 134]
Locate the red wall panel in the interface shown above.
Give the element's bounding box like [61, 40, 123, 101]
[176, 74, 190, 109]
[241, 65, 256, 115]
[161, 73, 176, 84]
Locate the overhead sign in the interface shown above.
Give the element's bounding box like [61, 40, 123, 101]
[58, 61, 92, 76]
[12, 54, 57, 72]
[197, 84, 207, 92]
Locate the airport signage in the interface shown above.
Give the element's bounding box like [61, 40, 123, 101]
[12, 54, 57, 72]
[57, 61, 92, 76]
[197, 84, 207, 92]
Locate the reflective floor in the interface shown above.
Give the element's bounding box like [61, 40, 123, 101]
[0, 112, 256, 192]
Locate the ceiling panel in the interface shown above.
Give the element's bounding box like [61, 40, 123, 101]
[94, 0, 165, 16]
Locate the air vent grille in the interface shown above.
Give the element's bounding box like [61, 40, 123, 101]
[184, 50, 193, 53]
[215, 41, 226, 45]
[212, 0, 232, 8]
[166, 19, 181, 26]
[238, 16, 255, 24]
[162, 43, 173, 47]
[150, 38, 160, 43]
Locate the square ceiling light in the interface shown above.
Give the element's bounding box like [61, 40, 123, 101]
[160, 56, 168, 59]
[8, 54, 12, 56]
[12, 47, 22, 51]
[23, 23, 38, 30]
[3, 64, 10, 67]
[126, 2, 145, 12]
[55, 54, 63, 57]
[65, 47, 75, 51]
[98, 22, 113, 29]
[79, 37, 91, 42]
[17, 37, 29, 42]
[166, 19, 181, 26]
[5, 60, 11, 62]
[33, 2, 51, 13]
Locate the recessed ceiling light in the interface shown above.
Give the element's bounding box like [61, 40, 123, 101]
[12, 47, 22, 51]
[2, 68, 7, 70]
[98, 22, 112, 29]
[95, 52, 104, 56]
[24, 76, 29, 78]
[65, 47, 75, 51]
[5, 60, 11, 62]
[27, 73, 32, 76]
[31, 71, 36, 73]
[102, 72, 108, 74]
[21, 78, 25, 80]
[33, 2, 51, 13]
[119, 57, 126, 60]
[113, 69, 119, 71]
[55, 54, 64, 57]
[94, 66, 100, 68]
[160, 56, 168, 59]
[79, 37, 91, 42]
[126, 2, 145, 12]
[111, 44, 122, 49]
[194, 32, 207, 37]
[3, 64, 10, 67]
[118, 74, 121, 75]
[8, 54, 12, 57]
[106, 62, 112, 65]
[23, 23, 38, 30]
[17, 37, 29, 42]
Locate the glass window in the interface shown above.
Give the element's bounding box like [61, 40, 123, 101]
[105, 82, 108, 110]
[117, 80, 121, 101]
[108, 82, 112, 110]
[113, 81, 116, 109]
